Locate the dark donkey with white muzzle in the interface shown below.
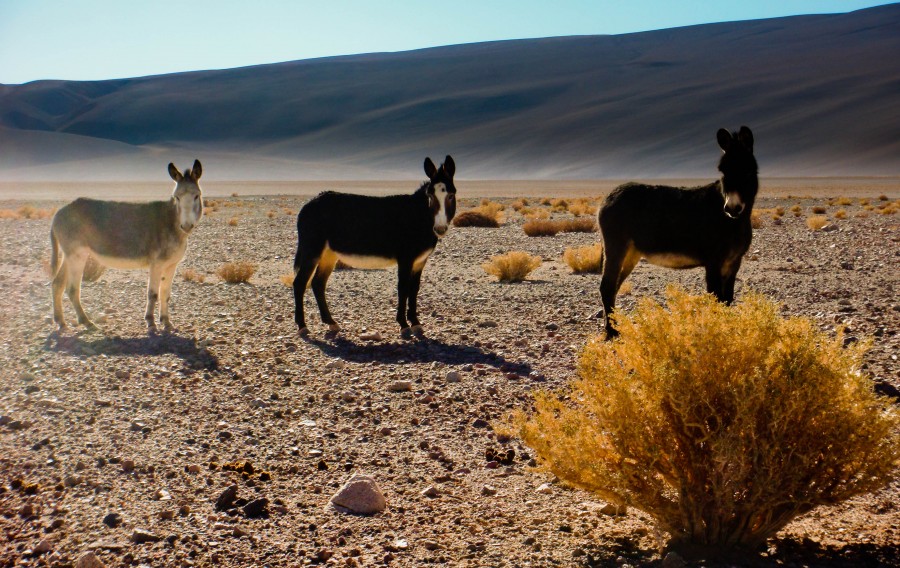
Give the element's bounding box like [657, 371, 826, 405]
[596, 126, 758, 338]
[292, 155, 457, 337]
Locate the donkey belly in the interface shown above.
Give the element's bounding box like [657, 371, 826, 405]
[90, 252, 152, 270]
[642, 252, 703, 269]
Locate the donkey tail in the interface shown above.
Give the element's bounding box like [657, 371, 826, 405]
[49, 228, 61, 280]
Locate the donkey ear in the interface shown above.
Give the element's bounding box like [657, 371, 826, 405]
[168, 163, 183, 182]
[716, 128, 732, 152]
[443, 155, 455, 177]
[191, 159, 203, 180]
[424, 157, 437, 179]
[737, 126, 754, 152]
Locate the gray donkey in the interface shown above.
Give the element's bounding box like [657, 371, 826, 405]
[50, 160, 204, 331]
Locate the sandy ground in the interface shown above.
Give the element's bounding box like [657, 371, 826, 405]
[0, 182, 898, 567]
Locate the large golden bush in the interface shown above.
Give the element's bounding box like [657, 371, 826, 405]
[516, 289, 899, 555]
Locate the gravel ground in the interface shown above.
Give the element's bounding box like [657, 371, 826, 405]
[1, 190, 898, 568]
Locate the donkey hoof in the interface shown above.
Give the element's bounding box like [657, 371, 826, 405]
[604, 328, 620, 341]
[327, 323, 341, 332]
[400, 327, 413, 339]
[83, 321, 99, 331]
[298, 326, 310, 338]
[410, 324, 424, 336]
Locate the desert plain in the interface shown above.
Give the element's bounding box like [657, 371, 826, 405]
[1, 178, 898, 567]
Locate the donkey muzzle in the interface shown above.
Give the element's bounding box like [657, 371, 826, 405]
[434, 224, 448, 237]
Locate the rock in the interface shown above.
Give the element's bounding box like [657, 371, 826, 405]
[359, 331, 382, 341]
[64, 474, 83, 487]
[421, 486, 440, 498]
[34, 539, 52, 554]
[472, 418, 490, 428]
[340, 391, 356, 403]
[186, 464, 202, 474]
[20, 504, 34, 517]
[661, 551, 686, 568]
[75, 551, 106, 568]
[121, 459, 135, 473]
[822, 223, 838, 232]
[445, 371, 462, 383]
[101, 513, 122, 528]
[114, 370, 129, 379]
[422, 540, 441, 550]
[325, 359, 345, 370]
[477, 320, 498, 328]
[481, 485, 498, 496]
[330, 474, 387, 514]
[215, 485, 238, 511]
[131, 528, 161, 544]
[536, 483, 553, 495]
[387, 380, 412, 392]
[232, 526, 250, 537]
[243, 498, 269, 518]
[600, 502, 628, 516]
[545, 322, 559, 331]
[250, 398, 268, 409]
[158, 510, 175, 520]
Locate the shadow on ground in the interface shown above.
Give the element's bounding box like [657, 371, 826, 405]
[307, 335, 535, 377]
[43, 331, 219, 371]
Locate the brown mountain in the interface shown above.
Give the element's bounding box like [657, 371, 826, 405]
[1, 4, 899, 180]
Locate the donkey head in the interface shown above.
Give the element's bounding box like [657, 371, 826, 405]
[423, 155, 457, 238]
[168, 159, 204, 233]
[716, 127, 758, 219]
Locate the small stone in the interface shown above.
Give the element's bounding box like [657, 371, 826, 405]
[445, 371, 462, 383]
[215, 485, 238, 511]
[340, 391, 356, 403]
[64, 474, 84, 487]
[536, 483, 553, 495]
[243, 498, 269, 518]
[387, 380, 412, 392]
[472, 418, 489, 428]
[545, 323, 559, 331]
[477, 320, 498, 328]
[330, 474, 387, 514]
[153, 489, 171, 500]
[114, 370, 129, 380]
[121, 459, 135, 473]
[600, 502, 627, 516]
[178, 505, 191, 516]
[232, 526, 249, 537]
[34, 539, 52, 554]
[158, 510, 175, 520]
[422, 540, 441, 550]
[186, 464, 201, 474]
[325, 359, 345, 370]
[359, 331, 382, 341]
[421, 486, 440, 498]
[131, 528, 160, 544]
[102, 513, 122, 528]
[481, 485, 497, 496]
[661, 551, 686, 568]
[75, 551, 106, 568]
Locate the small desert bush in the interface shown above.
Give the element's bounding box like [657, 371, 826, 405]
[878, 202, 899, 215]
[452, 210, 500, 228]
[567, 199, 597, 217]
[563, 244, 603, 274]
[835, 196, 853, 206]
[834, 209, 847, 219]
[182, 268, 206, 283]
[774, 206, 784, 217]
[511, 198, 529, 211]
[806, 215, 829, 231]
[523, 219, 561, 237]
[750, 211, 763, 229]
[521, 207, 550, 220]
[878, 194, 888, 201]
[557, 217, 597, 233]
[514, 289, 900, 555]
[217, 261, 256, 284]
[482, 251, 541, 282]
[858, 198, 870, 206]
[227, 217, 239, 226]
[811, 205, 827, 214]
[856, 210, 870, 218]
[0, 206, 56, 220]
[279, 273, 295, 287]
[267, 210, 277, 218]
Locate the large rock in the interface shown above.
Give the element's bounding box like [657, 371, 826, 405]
[329, 474, 386, 514]
[75, 551, 106, 568]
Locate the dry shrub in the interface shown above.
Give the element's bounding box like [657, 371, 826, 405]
[0, 209, 20, 219]
[279, 273, 295, 287]
[806, 215, 829, 231]
[774, 206, 784, 217]
[790, 204, 801, 213]
[217, 261, 256, 284]
[859, 198, 870, 206]
[879, 204, 898, 215]
[227, 217, 239, 226]
[834, 209, 848, 219]
[511, 198, 529, 211]
[558, 217, 597, 233]
[540, 197, 553, 206]
[878, 194, 888, 201]
[267, 210, 277, 218]
[835, 197, 853, 206]
[482, 251, 541, 282]
[863, 204, 875, 211]
[514, 289, 900, 555]
[523, 219, 561, 237]
[231, 192, 239, 198]
[856, 210, 870, 218]
[811, 205, 827, 214]
[563, 244, 603, 274]
[452, 211, 500, 228]
[81, 255, 106, 282]
[618, 280, 633, 296]
[750, 211, 763, 229]
[567, 199, 597, 217]
[522, 207, 550, 220]
[182, 268, 206, 283]
[1, 206, 56, 219]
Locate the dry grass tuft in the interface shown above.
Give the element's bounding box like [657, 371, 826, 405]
[217, 261, 256, 284]
[567, 198, 597, 217]
[520, 207, 550, 220]
[563, 244, 603, 274]
[835, 197, 853, 206]
[453, 211, 500, 228]
[878, 194, 889, 201]
[513, 288, 900, 554]
[806, 215, 829, 231]
[0, 206, 56, 220]
[482, 251, 542, 282]
[511, 198, 529, 211]
[523, 219, 561, 237]
[750, 211, 764, 229]
[811, 205, 827, 214]
[227, 217, 239, 226]
[557, 217, 597, 233]
[618, 281, 633, 296]
[834, 209, 848, 220]
[182, 268, 206, 283]
[279, 273, 295, 287]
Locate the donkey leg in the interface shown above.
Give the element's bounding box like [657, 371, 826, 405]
[396, 259, 413, 334]
[312, 251, 339, 331]
[64, 253, 95, 329]
[705, 265, 725, 302]
[407, 269, 424, 333]
[52, 258, 69, 330]
[158, 263, 178, 331]
[145, 264, 162, 330]
[293, 253, 319, 336]
[599, 246, 627, 339]
[721, 259, 742, 305]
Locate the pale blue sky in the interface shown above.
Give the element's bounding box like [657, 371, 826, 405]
[0, 1, 893, 84]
